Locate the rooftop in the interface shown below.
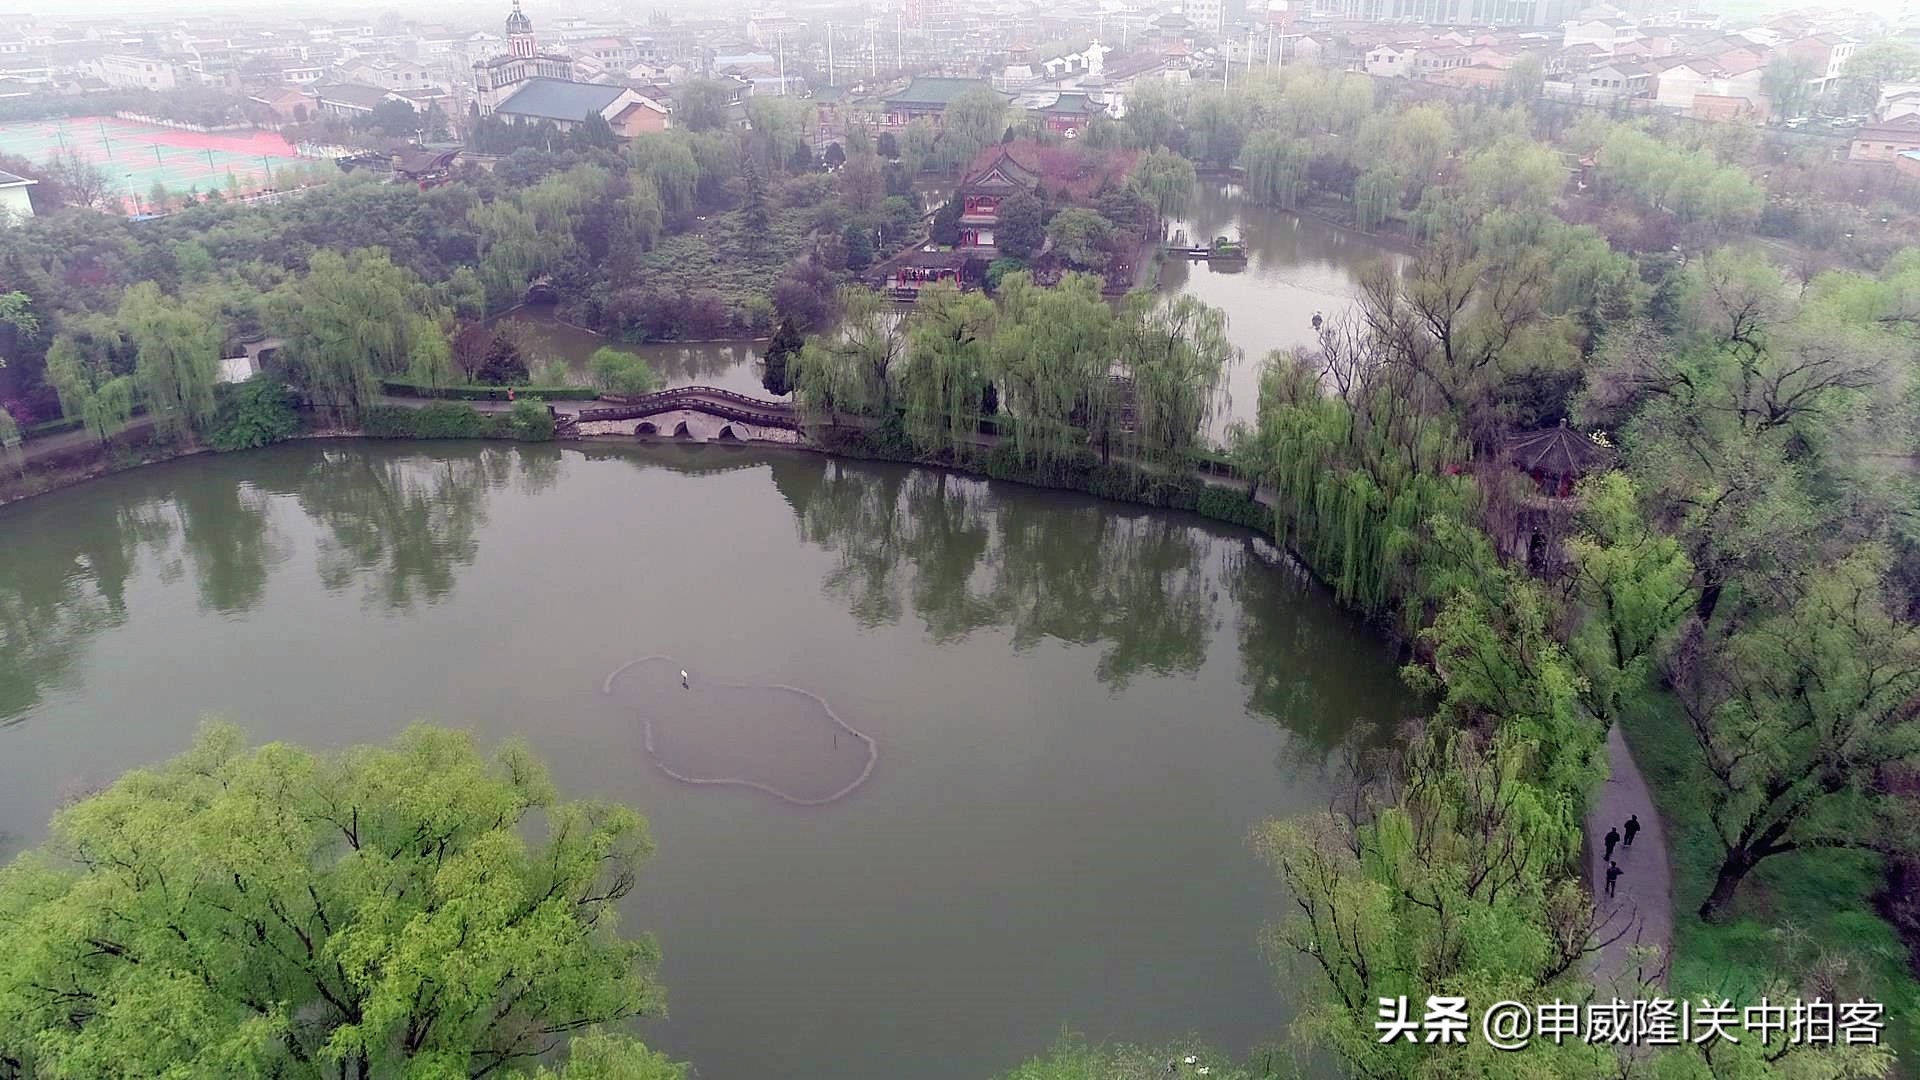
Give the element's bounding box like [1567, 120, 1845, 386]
[0, 169, 36, 187]
[1507, 424, 1614, 478]
[884, 75, 996, 108]
[1036, 90, 1104, 115]
[495, 77, 625, 121]
[314, 82, 391, 109]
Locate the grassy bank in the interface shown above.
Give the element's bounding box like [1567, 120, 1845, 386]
[1620, 690, 1920, 1059]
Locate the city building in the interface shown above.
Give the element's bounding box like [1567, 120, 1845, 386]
[473, 0, 577, 115]
[881, 76, 998, 126]
[1849, 116, 1920, 163]
[91, 53, 179, 89]
[493, 77, 654, 132]
[1029, 90, 1107, 136]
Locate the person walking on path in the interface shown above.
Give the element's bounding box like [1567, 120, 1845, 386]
[1624, 814, 1640, 849]
[1604, 826, 1620, 862]
[1605, 861, 1622, 898]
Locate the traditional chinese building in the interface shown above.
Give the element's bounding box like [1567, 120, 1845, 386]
[881, 76, 999, 127]
[1498, 422, 1616, 570]
[1030, 91, 1108, 137]
[955, 144, 1040, 252]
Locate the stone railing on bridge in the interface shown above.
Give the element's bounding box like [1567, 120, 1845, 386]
[577, 386, 798, 430]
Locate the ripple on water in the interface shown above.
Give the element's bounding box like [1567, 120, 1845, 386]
[602, 656, 877, 806]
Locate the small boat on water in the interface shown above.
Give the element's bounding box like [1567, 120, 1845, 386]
[1208, 235, 1247, 261]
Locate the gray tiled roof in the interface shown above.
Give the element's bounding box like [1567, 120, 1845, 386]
[496, 77, 625, 121]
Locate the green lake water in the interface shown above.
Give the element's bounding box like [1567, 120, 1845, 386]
[0, 440, 1414, 1079]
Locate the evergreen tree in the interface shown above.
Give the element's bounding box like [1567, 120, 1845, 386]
[762, 317, 802, 397]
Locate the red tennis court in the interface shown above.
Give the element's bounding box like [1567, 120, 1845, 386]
[0, 115, 305, 211]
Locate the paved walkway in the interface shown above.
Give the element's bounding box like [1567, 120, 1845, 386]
[1587, 723, 1674, 993]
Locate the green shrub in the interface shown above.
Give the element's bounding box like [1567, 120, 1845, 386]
[587, 348, 662, 397]
[23, 416, 85, 439]
[361, 405, 420, 438]
[207, 375, 300, 452]
[412, 401, 487, 439]
[506, 399, 555, 442]
[380, 378, 596, 401]
[1196, 487, 1271, 530]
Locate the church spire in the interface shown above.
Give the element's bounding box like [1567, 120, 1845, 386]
[506, 0, 536, 58]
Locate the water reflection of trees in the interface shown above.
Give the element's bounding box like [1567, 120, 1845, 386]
[770, 457, 1215, 688]
[0, 500, 169, 722]
[172, 481, 286, 615]
[1224, 542, 1412, 755]
[289, 445, 560, 611]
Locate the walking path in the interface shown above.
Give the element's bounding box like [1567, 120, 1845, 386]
[1587, 723, 1674, 993]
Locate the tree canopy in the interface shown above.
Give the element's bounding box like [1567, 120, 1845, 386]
[0, 723, 672, 1079]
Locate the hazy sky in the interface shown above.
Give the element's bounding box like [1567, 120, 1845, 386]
[8, 0, 1910, 29]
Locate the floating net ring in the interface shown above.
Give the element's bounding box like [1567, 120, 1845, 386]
[603, 656, 878, 806]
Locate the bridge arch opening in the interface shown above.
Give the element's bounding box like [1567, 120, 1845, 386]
[636, 421, 658, 436]
[716, 424, 741, 442]
[672, 421, 692, 439]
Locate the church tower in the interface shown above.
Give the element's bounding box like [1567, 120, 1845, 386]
[506, 0, 536, 59]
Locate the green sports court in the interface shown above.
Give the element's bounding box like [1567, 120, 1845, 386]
[0, 115, 305, 210]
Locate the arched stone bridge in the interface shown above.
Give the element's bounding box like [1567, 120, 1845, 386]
[572, 386, 803, 444]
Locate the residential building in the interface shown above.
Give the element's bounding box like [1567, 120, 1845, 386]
[1884, 89, 1920, 122]
[612, 97, 670, 136]
[91, 52, 178, 89]
[1849, 116, 1920, 163]
[1562, 16, 1640, 55]
[1364, 44, 1411, 76]
[1779, 33, 1855, 92]
[1896, 149, 1920, 181]
[1186, 0, 1224, 36]
[248, 85, 313, 120]
[1581, 60, 1652, 99]
[343, 58, 438, 91]
[313, 82, 392, 117]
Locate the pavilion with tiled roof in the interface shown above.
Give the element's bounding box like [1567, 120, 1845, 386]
[1506, 422, 1615, 498]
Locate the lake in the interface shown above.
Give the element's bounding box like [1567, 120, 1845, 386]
[0, 440, 1415, 1079]
[1162, 183, 1411, 439]
[501, 183, 1408, 445]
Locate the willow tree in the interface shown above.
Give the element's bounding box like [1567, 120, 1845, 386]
[901, 283, 995, 461]
[471, 200, 550, 309]
[1255, 726, 1607, 1080]
[988, 271, 1115, 472]
[0, 723, 671, 1078]
[938, 86, 1007, 171]
[406, 315, 458, 390]
[1563, 472, 1696, 725]
[1352, 166, 1401, 232]
[271, 248, 435, 421]
[1240, 131, 1308, 210]
[119, 281, 220, 443]
[791, 287, 908, 423]
[1128, 150, 1196, 228]
[628, 133, 700, 214]
[43, 329, 136, 445]
[1113, 293, 1234, 468]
